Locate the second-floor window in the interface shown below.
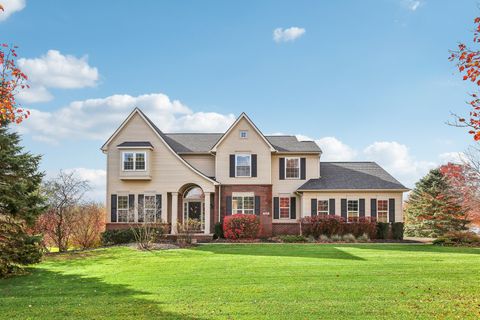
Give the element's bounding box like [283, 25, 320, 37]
[285, 157, 300, 179]
[235, 154, 251, 177]
[123, 152, 146, 171]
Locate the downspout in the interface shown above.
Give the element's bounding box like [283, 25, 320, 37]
[218, 185, 222, 223]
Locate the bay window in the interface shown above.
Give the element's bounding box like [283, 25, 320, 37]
[122, 152, 146, 171]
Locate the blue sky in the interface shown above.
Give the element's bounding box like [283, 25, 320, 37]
[1, 0, 478, 200]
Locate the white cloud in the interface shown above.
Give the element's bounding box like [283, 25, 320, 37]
[17, 50, 99, 103]
[0, 0, 26, 21]
[363, 141, 436, 187]
[273, 27, 305, 43]
[438, 152, 467, 164]
[315, 137, 357, 161]
[19, 92, 236, 143]
[402, 0, 423, 11]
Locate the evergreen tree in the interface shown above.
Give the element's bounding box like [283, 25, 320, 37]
[0, 126, 46, 277]
[405, 168, 468, 237]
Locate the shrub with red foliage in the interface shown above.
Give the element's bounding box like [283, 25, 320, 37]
[301, 215, 377, 239]
[223, 214, 260, 240]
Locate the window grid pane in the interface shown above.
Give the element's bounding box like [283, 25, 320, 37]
[123, 153, 134, 170]
[135, 153, 145, 170]
[144, 195, 156, 222]
[279, 197, 290, 219]
[232, 196, 254, 214]
[347, 200, 359, 219]
[377, 200, 388, 222]
[285, 158, 300, 179]
[236, 155, 251, 177]
[317, 200, 329, 214]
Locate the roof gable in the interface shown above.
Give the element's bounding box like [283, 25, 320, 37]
[210, 113, 276, 152]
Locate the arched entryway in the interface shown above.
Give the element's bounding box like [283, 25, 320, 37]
[182, 185, 205, 232]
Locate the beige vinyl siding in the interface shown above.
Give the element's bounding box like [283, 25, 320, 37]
[215, 117, 272, 184]
[271, 154, 320, 195]
[300, 191, 404, 222]
[181, 154, 215, 178]
[105, 113, 215, 223]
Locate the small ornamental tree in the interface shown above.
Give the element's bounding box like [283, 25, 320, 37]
[223, 214, 260, 240]
[0, 43, 30, 126]
[404, 168, 469, 237]
[70, 202, 105, 249]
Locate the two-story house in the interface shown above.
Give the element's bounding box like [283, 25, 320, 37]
[101, 108, 408, 237]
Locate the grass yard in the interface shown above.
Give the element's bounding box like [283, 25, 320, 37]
[1, 244, 479, 319]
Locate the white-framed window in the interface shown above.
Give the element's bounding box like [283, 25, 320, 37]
[317, 200, 329, 215]
[232, 196, 255, 214]
[377, 199, 388, 223]
[117, 195, 129, 222]
[240, 130, 248, 139]
[285, 157, 300, 179]
[144, 195, 156, 222]
[122, 152, 146, 171]
[347, 199, 359, 219]
[235, 154, 251, 177]
[279, 197, 290, 219]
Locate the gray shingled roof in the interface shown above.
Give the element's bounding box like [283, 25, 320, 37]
[137, 109, 321, 153]
[117, 141, 153, 148]
[297, 162, 408, 191]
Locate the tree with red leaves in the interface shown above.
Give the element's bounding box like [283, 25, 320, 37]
[450, 17, 480, 140]
[0, 43, 30, 126]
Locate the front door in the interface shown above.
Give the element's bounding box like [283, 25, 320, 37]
[188, 201, 202, 220]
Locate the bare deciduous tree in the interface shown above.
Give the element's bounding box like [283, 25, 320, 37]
[71, 202, 105, 249]
[37, 171, 90, 252]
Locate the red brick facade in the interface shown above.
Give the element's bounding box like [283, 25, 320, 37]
[272, 223, 300, 236]
[220, 184, 273, 237]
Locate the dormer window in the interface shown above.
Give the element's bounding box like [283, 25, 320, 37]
[240, 130, 248, 139]
[122, 152, 146, 171]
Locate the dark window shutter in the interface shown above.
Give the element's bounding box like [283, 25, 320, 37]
[251, 154, 257, 177]
[329, 199, 335, 216]
[254, 196, 260, 215]
[128, 194, 135, 222]
[370, 199, 377, 219]
[359, 199, 365, 217]
[229, 155, 235, 177]
[311, 198, 317, 216]
[226, 196, 232, 216]
[111, 194, 117, 222]
[300, 158, 306, 180]
[341, 199, 347, 220]
[273, 197, 279, 219]
[156, 194, 162, 222]
[290, 197, 296, 219]
[279, 158, 285, 180]
[138, 194, 144, 222]
[389, 198, 395, 222]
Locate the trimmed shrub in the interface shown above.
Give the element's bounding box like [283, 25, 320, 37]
[376, 223, 390, 240]
[223, 214, 260, 240]
[342, 233, 356, 243]
[213, 222, 224, 239]
[433, 231, 480, 246]
[279, 235, 306, 243]
[301, 215, 376, 239]
[101, 229, 135, 245]
[331, 234, 342, 242]
[319, 235, 330, 242]
[357, 233, 370, 242]
[392, 222, 404, 240]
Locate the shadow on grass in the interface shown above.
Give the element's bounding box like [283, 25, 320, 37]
[0, 267, 203, 320]
[194, 243, 365, 260]
[340, 243, 480, 256]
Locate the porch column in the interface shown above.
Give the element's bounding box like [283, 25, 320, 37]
[161, 192, 168, 223]
[171, 192, 178, 235]
[204, 192, 211, 235]
[301, 194, 309, 218]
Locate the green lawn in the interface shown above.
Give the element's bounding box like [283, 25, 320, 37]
[1, 244, 479, 319]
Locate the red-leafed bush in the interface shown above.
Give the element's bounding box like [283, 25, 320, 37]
[301, 215, 377, 239]
[223, 214, 260, 240]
